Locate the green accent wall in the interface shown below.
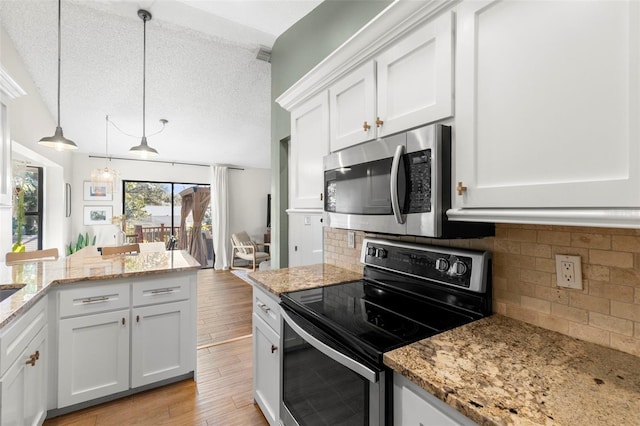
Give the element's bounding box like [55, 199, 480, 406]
[269, 0, 392, 268]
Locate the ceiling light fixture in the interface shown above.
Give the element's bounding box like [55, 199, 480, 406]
[90, 115, 120, 194]
[39, 0, 78, 151]
[129, 9, 159, 157]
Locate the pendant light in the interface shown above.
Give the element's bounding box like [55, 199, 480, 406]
[90, 115, 120, 194]
[39, 0, 78, 151]
[129, 9, 159, 157]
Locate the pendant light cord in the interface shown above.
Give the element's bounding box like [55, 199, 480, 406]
[57, 0, 61, 127]
[142, 13, 147, 139]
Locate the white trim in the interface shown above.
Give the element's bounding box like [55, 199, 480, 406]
[0, 66, 26, 99]
[285, 208, 323, 215]
[275, 0, 458, 112]
[447, 208, 640, 229]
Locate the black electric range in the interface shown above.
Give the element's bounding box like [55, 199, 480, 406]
[281, 237, 492, 368]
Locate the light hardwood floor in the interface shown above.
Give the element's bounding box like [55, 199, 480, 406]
[44, 269, 268, 426]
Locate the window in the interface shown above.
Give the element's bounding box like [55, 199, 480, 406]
[122, 180, 212, 267]
[12, 166, 43, 251]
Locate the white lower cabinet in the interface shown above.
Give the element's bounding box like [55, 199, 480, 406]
[131, 300, 190, 388]
[252, 285, 281, 426]
[0, 297, 48, 426]
[55, 274, 196, 410]
[1, 326, 48, 426]
[394, 372, 477, 426]
[58, 310, 129, 407]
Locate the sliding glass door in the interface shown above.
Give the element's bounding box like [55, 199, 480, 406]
[122, 180, 212, 267]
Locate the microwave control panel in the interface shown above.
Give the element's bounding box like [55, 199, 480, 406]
[406, 150, 431, 213]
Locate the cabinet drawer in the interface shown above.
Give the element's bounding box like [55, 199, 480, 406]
[0, 297, 47, 377]
[132, 277, 191, 307]
[59, 282, 130, 318]
[253, 286, 280, 332]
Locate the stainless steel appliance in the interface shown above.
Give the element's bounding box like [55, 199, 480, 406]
[280, 238, 492, 425]
[323, 124, 493, 238]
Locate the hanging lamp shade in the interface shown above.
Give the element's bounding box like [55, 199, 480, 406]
[130, 9, 158, 157]
[39, 0, 78, 151]
[90, 115, 120, 193]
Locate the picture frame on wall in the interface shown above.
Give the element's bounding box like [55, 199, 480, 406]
[84, 206, 112, 225]
[84, 181, 113, 201]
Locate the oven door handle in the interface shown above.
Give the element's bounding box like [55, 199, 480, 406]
[281, 309, 379, 383]
[390, 144, 405, 225]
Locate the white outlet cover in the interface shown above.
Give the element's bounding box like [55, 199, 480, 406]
[555, 254, 583, 290]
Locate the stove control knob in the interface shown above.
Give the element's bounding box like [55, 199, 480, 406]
[376, 248, 387, 259]
[435, 258, 449, 272]
[367, 247, 377, 257]
[452, 260, 468, 276]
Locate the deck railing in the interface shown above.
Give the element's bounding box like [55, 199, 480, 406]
[129, 224, 181, 243]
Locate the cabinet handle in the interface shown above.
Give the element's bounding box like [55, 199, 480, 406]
[271, 345, 278, 353]
[257, 302, 271, 314]
[376, 117, 384, 127]
[456, 181, 468, 196]
[122, 317, 126, 326]
[136, 315, 140, 323]
[25, 352, 38, 367]
[81, 296, 109, 304]
[320, 192, 323, 201]
[363, 121, 371, 131]
[150, 288, 174, 295]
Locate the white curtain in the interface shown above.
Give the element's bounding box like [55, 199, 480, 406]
[211, 166, 230, 269]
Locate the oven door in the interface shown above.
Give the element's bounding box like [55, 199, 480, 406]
[280, 307, 385, 426]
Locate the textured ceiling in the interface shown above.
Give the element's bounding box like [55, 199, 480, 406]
[0, 0, 322, 169]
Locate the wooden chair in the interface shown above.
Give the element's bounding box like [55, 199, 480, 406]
[101, 243, 140, 256]
[230, 231, 270, 272]
[5, 248, 59, 265]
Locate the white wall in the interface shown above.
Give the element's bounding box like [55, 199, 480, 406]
[228, 167, 271, 244]
[1, 24, 73, 255]
[72, 155, 271, 260]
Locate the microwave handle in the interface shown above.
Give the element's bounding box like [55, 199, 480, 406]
[390, 145, 405, 225]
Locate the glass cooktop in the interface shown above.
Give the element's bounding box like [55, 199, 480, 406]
[281, 279, 475, 363]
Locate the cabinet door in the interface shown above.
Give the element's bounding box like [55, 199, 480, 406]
[329, 61, 376, 151]
[131, 301, 191, 388]
[376, 11, 453, 137]
[455, 1, 640, 208]
[252, 313, 280, 426]
[394, 372, 477, 426]
[58, 310, 130, 408]
[288, 212, 323, 268]
[0, 326, 47, 426]
[290, 92, 329, 209]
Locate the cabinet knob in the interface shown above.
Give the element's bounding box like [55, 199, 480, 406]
[456, 181, 468, 196]
[376, 117, 384, 127]
[363, 121, 371, 131]
[271, 344, 278, 353]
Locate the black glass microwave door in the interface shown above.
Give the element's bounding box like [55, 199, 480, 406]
[283, 320, 369, 426]
[325, 158, 393, 215]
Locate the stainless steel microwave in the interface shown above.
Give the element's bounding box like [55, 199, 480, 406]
[323, 124, 493, 238]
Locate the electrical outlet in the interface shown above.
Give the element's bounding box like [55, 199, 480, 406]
[347, 231, 355, 249]
[555, 254, 583, 289]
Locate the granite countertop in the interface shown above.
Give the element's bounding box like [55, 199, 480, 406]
[248, 263, 362, 296]
[0, 248, 200, 330]
[385, 314, 640, 426]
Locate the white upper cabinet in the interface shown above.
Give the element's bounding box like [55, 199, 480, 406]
[329, 62, 376, 151]
[376, 11, 453, 138]
[328, 11, 454, 152]
[290, 92, 330, 210]
[454, 0, 640, 210]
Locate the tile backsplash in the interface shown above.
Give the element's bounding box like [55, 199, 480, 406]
[324, 224, 640, 357]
